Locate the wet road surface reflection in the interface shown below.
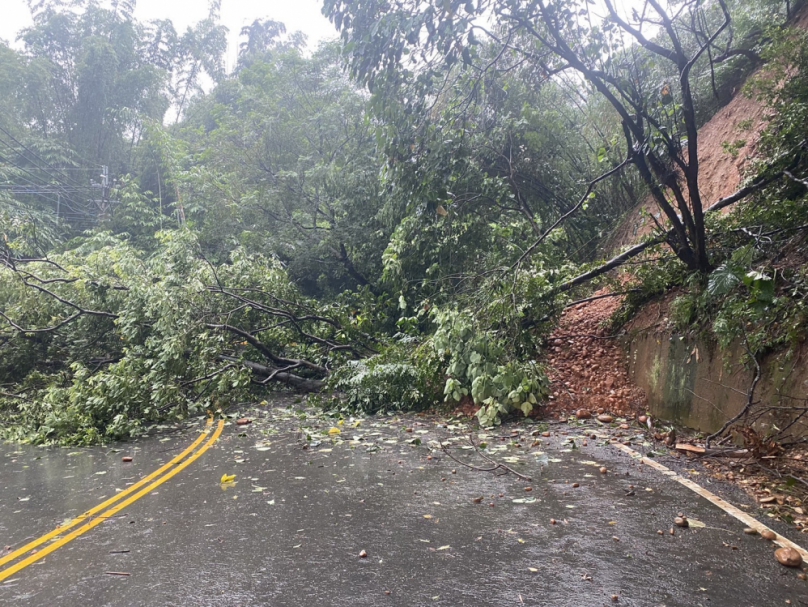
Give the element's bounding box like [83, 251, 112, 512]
[2, 407, 806, 606]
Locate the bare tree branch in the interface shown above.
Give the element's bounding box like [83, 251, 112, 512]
[0, 310, 84, 334]
[705, 334, 762, 447]
[207, 323, 327, 374]
[440, 434, 532, 482]
[511, 155, 633, 271]
[556, 236, 666, 293]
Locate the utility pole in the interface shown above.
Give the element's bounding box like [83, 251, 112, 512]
[101, 165, 109, 219]
[91, 165, 111, 222]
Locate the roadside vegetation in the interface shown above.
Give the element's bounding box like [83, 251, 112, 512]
[1, 0, 807, 444]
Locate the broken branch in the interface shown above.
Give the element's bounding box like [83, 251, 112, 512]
[439, 434, 532, 482]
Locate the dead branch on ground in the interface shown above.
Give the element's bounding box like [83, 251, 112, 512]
[674, 443, 749, 457]
[218, 355, 325, 392]
[439, 434, 532, 482]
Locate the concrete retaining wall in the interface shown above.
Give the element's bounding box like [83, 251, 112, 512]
[624, 328, 808, 438]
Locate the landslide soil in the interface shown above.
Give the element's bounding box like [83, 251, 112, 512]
[543, 289, 646, 421]
[544, 62, 778, 422]
[539, 284, 808, 537]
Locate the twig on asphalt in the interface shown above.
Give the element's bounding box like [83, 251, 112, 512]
[439, 434, 532, 482]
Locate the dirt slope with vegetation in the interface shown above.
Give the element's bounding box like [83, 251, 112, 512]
[603, 7, 808, 256]
[542, 55, 808, 528]
[551, 2, 808, 421]
[602, 88, 770, 253]
[548, 76, 774, 421]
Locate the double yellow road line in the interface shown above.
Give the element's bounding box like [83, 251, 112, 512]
[0, 417, 224, 583]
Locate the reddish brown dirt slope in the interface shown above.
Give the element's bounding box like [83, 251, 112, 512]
[543, 87, 770, 420]
[601, 87, 769, 254]
[539, 11, 808, 530]
[543, 289, 647, 420]
[602, 9, 808, 256]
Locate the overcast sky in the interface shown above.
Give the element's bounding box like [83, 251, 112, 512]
[0, 0, 339, 69]
[1, 0, 650, 70]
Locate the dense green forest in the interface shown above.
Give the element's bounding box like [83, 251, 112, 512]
[1, 0, 807, 444]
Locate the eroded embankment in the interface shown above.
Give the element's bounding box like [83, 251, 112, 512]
[543, 290, 647, 420]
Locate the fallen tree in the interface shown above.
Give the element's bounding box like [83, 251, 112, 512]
[0, 231, 371, 443]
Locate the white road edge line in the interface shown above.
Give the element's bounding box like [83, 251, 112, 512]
[611, 440, 808, 561]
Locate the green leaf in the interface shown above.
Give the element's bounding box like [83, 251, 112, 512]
[707, 264, 740, 297]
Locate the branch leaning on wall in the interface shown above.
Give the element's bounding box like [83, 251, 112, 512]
[704, 334, 762, 448]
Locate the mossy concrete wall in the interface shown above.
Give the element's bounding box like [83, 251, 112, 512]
[624, 328, 808, 438]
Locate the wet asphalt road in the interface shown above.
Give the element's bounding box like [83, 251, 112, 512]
[1, 407, 807, 606]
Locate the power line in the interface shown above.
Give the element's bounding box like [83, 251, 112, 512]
[0, 142, 79, 191]
[0, 157, 109, 227]
[0, 140, 88, 203]
[0, 128, 116, 229]
[0, 136, 96, 204]
[0, 125, 91, 189]
[0, 154, 64, 209]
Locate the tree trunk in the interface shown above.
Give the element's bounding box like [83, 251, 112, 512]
[219, 356, 325, 392]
